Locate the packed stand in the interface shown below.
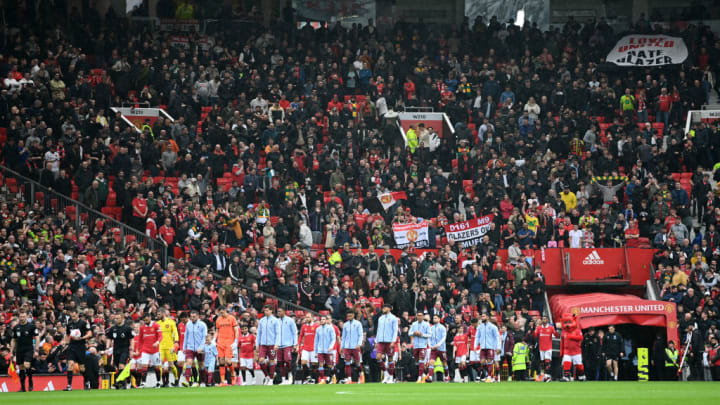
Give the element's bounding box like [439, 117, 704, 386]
[1, 5, 720, 389]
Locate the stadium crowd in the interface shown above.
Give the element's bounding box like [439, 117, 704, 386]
[2, 0, 720, 391]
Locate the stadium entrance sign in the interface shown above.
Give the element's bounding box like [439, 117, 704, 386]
[606, 35, 688, 66]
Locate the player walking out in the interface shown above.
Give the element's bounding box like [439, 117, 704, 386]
[276, 308, 298, 385]
[298, 313, 319, 383]
[315, 315, 337, 384]
[175, 312, 188, 386]
[474, 313, 499, 383]
[452, 330, 469, 382]
[183, 310, 208, 387]
[238, 325, 257, 385]
[257, 305, 280, 385]
[137, 313, 163, 387]
[341, 311, 364, 384]
[215, 307, 239, 386]
[409, 311, 431, 383]
[427, 314, 448, 382]
[200, 334, 218, 386]
[534, 316, 558, 381]
[376, 304, 399, 383]
[157, 309, 180, 387]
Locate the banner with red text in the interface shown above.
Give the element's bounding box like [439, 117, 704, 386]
[606, 35, 687, 66]
[393, 221, 429, 248]
[444, 214, 494, 248]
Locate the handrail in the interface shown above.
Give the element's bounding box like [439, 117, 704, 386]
[0, 164, 168, 265]
[403, 106, 434, 112]
[0, 164, 321, 317]
[647, 263, 661, 300]
[623, 246, 632, 281]
[560, 247, 569, 284]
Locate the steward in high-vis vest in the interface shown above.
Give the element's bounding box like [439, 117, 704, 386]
[512, 339, 529, 381]
[328, 251, 342, 267]
[406, 124, 418, 153]
[664, 340, 679, 381]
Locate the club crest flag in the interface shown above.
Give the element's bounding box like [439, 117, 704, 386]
[377, 191, 408, 211]
[392, 221, 430, 248]
[606, 35, 687, 66]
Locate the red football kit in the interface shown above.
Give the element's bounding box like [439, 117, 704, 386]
[139, 322, 162, 354]
[238, 333, 256, 359]
[178, 322, 186, 350]
[132, 335, 142, 359]
[299, 323, 319, 352]
[159, 225, 176, 245]
[468, 326, 477, 351]
[534, 324, 559, 352]
[453, 333, 469, 357]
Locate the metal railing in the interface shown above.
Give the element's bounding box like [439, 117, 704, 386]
[0, 164, 319, 317]
[647, 263, 661, 300]
[167, 256, 319, 317]
[0, 164, 168, 264]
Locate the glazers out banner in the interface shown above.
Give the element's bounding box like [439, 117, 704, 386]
[393, 221, 430, 248]
[606, 35, 688, 66]
[444, 214, 494, 248]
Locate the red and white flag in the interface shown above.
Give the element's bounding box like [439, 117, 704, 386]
[377, 191, 407, 211]
[392, 221, 430, 248]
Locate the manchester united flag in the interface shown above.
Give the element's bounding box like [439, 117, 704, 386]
[377, 191, 408, 211]
[392, 221, 430, 248]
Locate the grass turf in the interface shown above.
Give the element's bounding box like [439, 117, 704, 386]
[0, 382, 713, 404]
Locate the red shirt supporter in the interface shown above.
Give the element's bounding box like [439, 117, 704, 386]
[146, 216, 157, 238]
[132, 195, 148, 218]
[139, 321, 162, 354]
[658, 93, 672, 112]
[369, 296, 384, 310]
[159, 223, 176, 245]
[403, 80, 416, 99]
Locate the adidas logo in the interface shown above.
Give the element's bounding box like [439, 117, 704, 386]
[1, 382, 8, 392]
[582, 250, 604, 265]
[44, 381, 55, 391]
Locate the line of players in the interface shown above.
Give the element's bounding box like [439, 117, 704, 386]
[408, 312, 562, 383]
[103, 303, 402, 387]
[8, 305, 563, 391]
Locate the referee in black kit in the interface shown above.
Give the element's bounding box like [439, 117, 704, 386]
[10, 311, 38, 392]
[107, 313, 134, 388]
[64, 309, 93, 391]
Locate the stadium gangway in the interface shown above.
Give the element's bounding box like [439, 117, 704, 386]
[0, 164, 169, 265]
[168, 257, 320, 317]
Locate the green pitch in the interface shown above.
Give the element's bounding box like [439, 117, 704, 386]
[0, 382, 714, 404]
